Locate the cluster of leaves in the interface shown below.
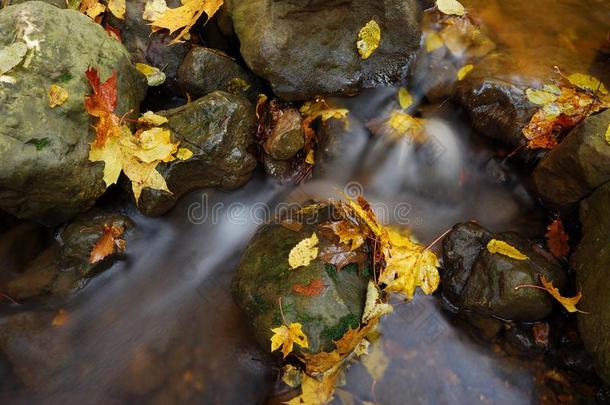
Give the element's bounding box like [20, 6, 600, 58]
[523, 73, 610, 149]
[73, 0, 125, 22]
[84, 67, 192, 202]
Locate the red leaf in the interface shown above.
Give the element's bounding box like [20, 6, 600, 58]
[84, 67, 119, 146]
[104, 24, 122, 41]
[545, 218, 569, 259]
[292, 279, 325, 297]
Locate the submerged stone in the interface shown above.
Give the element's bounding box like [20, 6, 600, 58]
[0, 2, 146, 226]
[442, 222, 566, 321]
[135, 91, 257, 216]
[233, 204, 372, 358]
[229, 0, 422, 100]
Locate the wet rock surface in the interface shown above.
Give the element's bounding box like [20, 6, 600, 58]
[3, 210, 133, 300]
[233, 204, 371, 356]
[442, 222, 566, 321]
[533, 110, 610, 207]
[0, 2, 147, 226]
[229, 0, 422, 100]
[136, 91, 257, 216]
[573, 182, 610, 384]
[177, 47, 263, 102]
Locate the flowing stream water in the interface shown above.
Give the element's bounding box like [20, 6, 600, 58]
[1, 0, 609, 404]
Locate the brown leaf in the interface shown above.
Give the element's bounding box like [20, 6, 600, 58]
[89, 224, 125, 264]
[546, 218, 569, 259]
[292, 279, 325, 297]
[325, 220, 365, 251]
[319, 245, 368, 270]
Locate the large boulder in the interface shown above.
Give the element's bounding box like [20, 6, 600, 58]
[136, 91, 257, 216]
[233, 204, 372, 359]
[572, 182, 610, 384]
[0, 2, 147, 226]
[532, 110, 610, 207]
[442, 222, 566, 321]
[229, 0, 422, 100]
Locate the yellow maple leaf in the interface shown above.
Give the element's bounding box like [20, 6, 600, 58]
[132, 127, 178, 163]
[346, 196, 383, 237]
[288, 233, 319, 269]
[356, 19, 381, 60]
[486, 239, 528, 260]
[177, 147, 194, 160]
[48, 84, 68, 108]
[526, 88, 559, 106]
[300, 99, 349, 122]
[398, 87, 413, 110]
[326, 219, 365, 251]
[123, 156, 171, 203]
[539, 275, 584, 313]
[107, 0, 125, 19]
[148, 0, 224, 44]
[79, 0, 106, 19]
[285, 372, 337, 405]
[437, 0, 465, 16]
[270, 322, 309, 358]
[457, 64, 474, 81]
[89, 131, 125, 187]
[384, 110, 427, 143]
[138, 111, 169, 126]
[362, 281, 393, 324]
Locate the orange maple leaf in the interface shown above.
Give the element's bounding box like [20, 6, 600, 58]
[89, 224, 126, 264]
[545, 218, 569, 259]
[84, 67, 121, 147]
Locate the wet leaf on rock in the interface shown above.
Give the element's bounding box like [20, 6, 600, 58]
[362, 281, 393, 324]
[89, 223, 125, 264]
[486, 239, 528, 260]
[135, 63, 166, 86]
[270, 322, 309, 358]
[288, 233, 319, 269]
[48, 84, 68, 108]
[138, 111, 168, 126]
[79, 0, 106, 20]
[107, 0, 126, 19]
[356, 19, 381, 60]
[147, 0, 224, 44]
[518, 275, 584, 313]
[545, 218, 569, 259]
[606, 124, 610, 145]
[457, 64, 474, 81]
[437, 0, 465, 16]
[293, 279, 325, 297]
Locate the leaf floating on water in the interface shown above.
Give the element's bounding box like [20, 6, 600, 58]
[135, 63, 166, 86]
[0, 42, 27, 77]
[288, 233, 319, 269]
[545, 218, 569, 259]
[362, 339, 389, 382]
[567, 73, 608, 95]
[457, 64, 474, 81]
[293, 279, 325, 297]
[486, 239, 528, 261]
[147, 0, 224, 44]
[48, 84, 69, 108]
[270, 322, 309, 358]
[89, 224, 125, 264]
[107, 0, 126, 19]
[437, 0, 465, 16]
[398, 87, 413, 110]
[356, 19, 381, 60]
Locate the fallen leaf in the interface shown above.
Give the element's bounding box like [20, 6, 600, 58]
[457, 64, 474, 81]
[398, 87, 413, 110]
[300, 99, 349, 122]
[281, 364, 302, 388]
[362, 281, 393, 324]
[285, 372, 337, 405]
[305, 149, 315, 165]
[138, 111, 168, 126]
[107, 0, 125, 19]
[0, 42, 27, 77]
[123, 155, 172, 202]
[319, 245, 368, 271]
[347, 195, 383, 237]
[486, 239, 528, 260]
[540, 275, 584, 313]
[148, 0, 224, 44]
[104, 24, 122, 41]
[605, 124, 610, 145]
[546, 218, 569, 259]
[533, 322, 550, 347]
[567, 73, 608, 95]
[384, 110, 427, 143]
[425, 32, 444, 52]
[143, 0, 168, 21]
[89, 224, 125, 264]
[526, 88, 558, 106]
[362, 339, 389, 382]
[356, 20, 381, 60]
[326, 220, 365, 251]
[84, 67, 119, 148]
[293, 279, 325, 297]
[437, 0, 465, 16]
[289, 233, 319, 269]
[48, 84, 69, 108]
[51, 310, 68, 327]
[176, 147, 193, 160]
[79, 0, 106, 19]
[135, 63, 166, 86]
[270, 322, 309, 358]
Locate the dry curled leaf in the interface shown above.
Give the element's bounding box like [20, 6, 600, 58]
[545, 218, 569, 259]
[520, 275, 584, 313]
[486, 239, 528, 260]
[48, 84, 68, 108]
[270, 322, 309, 358]
[288, 233, 319, 269]
[89, 224, 125, 264]
[356, 19, 381, 60]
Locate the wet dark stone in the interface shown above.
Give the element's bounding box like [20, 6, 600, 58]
[442, 222, 566, 321]
[136, 91, 257, 217]
[0, 2, 146, 226]
[233, 204, 372, 357]
[229, 0, 422, 100]
[177, 46, 263, 102]
[533, 110, 610, 207]
[573, 181, 610, 384]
